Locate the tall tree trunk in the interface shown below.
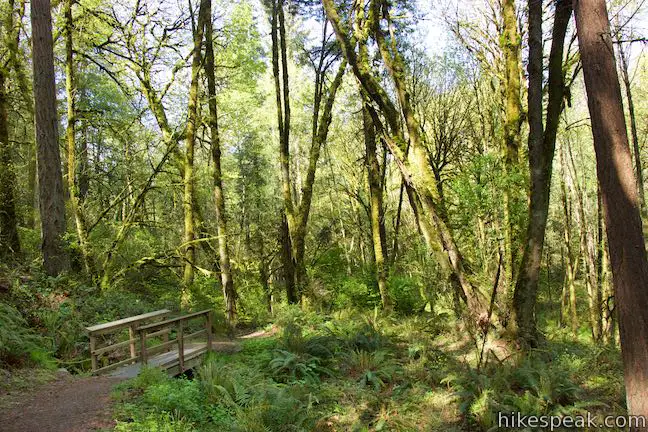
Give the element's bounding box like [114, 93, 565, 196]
[31, 0, 69, 275]
[205, 0, 237, 325]
[512, 0, 572, 346]
[182, 0, 209, 301]
[64, 0, 94, 276]
[0, 68, 20, 258]
[560, 147, 579, 335]
[500, 0, 523, 306]
[292, 60, 345, 299]
[574, 0, 648, 421]
[270, 0, 297, 303]
[363, 103, 390, 310]
[616, 39, 646, 218]
[566, 140, 602, 341]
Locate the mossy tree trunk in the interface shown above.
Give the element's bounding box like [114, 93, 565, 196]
[363, 103, 391, 310]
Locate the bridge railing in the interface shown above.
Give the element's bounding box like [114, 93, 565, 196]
[86, 309, 171, 374]
[136, 309, 214, 373]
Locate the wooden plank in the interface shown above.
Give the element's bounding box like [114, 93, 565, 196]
[92, 328, 171, 357]
[157, 345, 208, 369]
[93, 354, 140, 375]
[207, 311, 213, 351]
[140, 329, 148, 365]
[184, 329, 207, 341]
[178, 322, 184, 372]
[129, 326, 136, 358]
[136, 310, 211, 332]
[142, 339, 178, 357]
[90, 335, 97, 372]
[86, 309, 171, 335]
[93, 338, 132, 356]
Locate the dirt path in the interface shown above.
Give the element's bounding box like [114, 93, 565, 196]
[0, 329, 273, 432]
[0, 374, 125, 432]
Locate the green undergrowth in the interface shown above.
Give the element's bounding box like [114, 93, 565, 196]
[111, 306, 626, 431]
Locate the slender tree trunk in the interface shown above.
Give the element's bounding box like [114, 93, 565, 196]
[567, 141, 601, 341]
[512, 0, 572, 347]
[64, 0, 93, 276]
[363, 104, 390, 310]
[270, 0, 297, 303]
[292, 60, 345, 299]
[574, 0, 648, 420]
[280, 211, 297, 303]
[0, 68, 20, 258]
[205, 0, 237, 325]
[560, 146, 579, 334]
[616, 39, 646, 218]
[181, 0, 209, 302]
[31, 0, 69, 275]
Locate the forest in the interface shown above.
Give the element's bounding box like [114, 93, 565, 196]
[1, 0, 648, 430]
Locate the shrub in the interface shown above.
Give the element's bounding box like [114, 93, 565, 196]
[0, 303, 53, 368]
[142, 379, 205, 423]
[114, 412, 196, 432]
[345, 349, 402, 391]
[269, 349, 333, 384]
[387, 275, 426, 314]
[443, 355, 597, 431]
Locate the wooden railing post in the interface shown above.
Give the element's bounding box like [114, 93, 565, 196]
[89, 334, 98, 372]
[128, 325, 137, 360]
[177, 321, 184, 372]
[139, 329, 148, 366]
[206, 311, 213, 352]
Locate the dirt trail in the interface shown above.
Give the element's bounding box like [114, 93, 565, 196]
[0, 329, 272, 432]
[0, 374, 124, 432]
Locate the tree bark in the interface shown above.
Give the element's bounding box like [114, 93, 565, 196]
[363, 103, 390, 309]
[205, 0, 237, 325]
[270, 0, 297, 302]
[31, 0, 69, 275]
[560, 147, 579, 334]
[182, 0, 209, 298]
[512, 0, 573, 347]
[500, 0, 523, 300]
[574, 0, 648, 421]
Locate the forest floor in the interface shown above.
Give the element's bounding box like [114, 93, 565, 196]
[0, 329, 274, 432]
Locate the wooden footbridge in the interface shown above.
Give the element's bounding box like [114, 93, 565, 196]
[86, 309, 215, 378]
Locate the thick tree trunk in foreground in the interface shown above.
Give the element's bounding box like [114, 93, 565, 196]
[64, 0, 94, 276]
[363, 104, 390, 310]
[205, 0, 237, 325]
[574, 0, 648, 420]
[512, 0, 572, 347]
[31, 0, 69, 275]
